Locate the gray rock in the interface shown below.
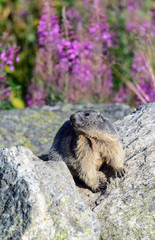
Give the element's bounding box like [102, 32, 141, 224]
[0, 146, 101, 240]
[77, 103, 155, 240]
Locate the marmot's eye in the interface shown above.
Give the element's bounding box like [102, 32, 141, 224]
[85, 112, 90, 117]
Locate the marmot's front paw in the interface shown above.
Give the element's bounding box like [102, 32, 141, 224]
[91, 182, 107, 193]
[91, 172, 107, 192]
[98, 171, 107, 183]
[90, 183, 100, 193]
[81, 174, 100, 193]
[88, 179, 100, 193]
[115, 168, 125, 178]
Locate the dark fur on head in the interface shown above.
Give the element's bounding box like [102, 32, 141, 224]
[70, 110, 117, 140]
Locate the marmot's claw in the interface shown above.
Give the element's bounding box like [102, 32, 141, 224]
[91, 181, 107, 193]
[91, 187, 100, 193]
[115, 169, 125, 178]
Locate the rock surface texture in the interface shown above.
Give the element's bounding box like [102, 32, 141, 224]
[0, 102, 154, 240]
[78, 103, 155, 240]
[0, 146, 100, 240]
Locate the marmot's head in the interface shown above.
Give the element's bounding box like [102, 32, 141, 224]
[70, 110, 117, 139]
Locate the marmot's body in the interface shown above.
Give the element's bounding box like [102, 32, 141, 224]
[48, 110, 125, 192]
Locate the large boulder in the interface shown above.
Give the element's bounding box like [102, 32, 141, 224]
[0, 146, 100, 240]
[77, 103, 155, 240]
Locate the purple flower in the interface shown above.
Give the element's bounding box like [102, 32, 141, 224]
[89, 13, 112, 47]
[131, 52, 155, 104]
[131, 54, 149, 78]
[125, 2, 154, 40]
[0, 43, 20, 69]
[10, 66, 15, 71]
[38, 1, 60, 47]
[66, 7, 82, 22]
[26, 79, 47, 107]
[113, 87, 129, 103]
[72, 62, 92, 88]
[126, 0, 143, 10]
[151, 9, 155, 37]
[57, 39, 81, 71]
[0, 33, 20, 105]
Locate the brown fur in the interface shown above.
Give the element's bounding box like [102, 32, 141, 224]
[74, 132, 124, 191]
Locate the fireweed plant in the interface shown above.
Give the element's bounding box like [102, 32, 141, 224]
[26, 0, 115, 105]
[113, 0, 155, 104]
[25, 0, 155, 106]
[0, 33, 20, 108]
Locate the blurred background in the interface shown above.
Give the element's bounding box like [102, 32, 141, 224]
[0, 0, 155, 109]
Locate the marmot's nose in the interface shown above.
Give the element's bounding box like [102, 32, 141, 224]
[70, 114, 76, 123]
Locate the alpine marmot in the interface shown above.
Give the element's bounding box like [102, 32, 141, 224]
[48, 110, 125, 192]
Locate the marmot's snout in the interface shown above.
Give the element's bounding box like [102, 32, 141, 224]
[70, 114, 75, 123]
[70, 112, 84, 128]
[70, 114, 76, 126]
